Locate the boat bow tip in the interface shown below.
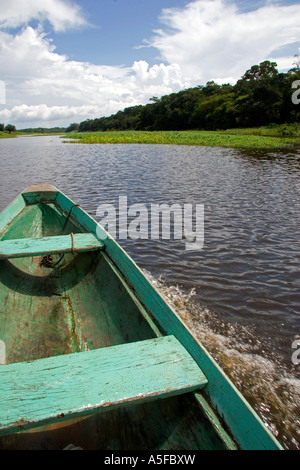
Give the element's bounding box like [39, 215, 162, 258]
[22, 184, 59, 194]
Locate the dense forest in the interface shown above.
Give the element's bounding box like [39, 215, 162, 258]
[70, 61, 300, 133]
[20, 127, 67, 134]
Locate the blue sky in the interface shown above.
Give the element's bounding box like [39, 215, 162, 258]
[31, 0, 300, 67]
[0, 0, 299, 128]
[52, 0, 189, 66]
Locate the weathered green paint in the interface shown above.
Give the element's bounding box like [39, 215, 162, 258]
[22, 184, 59, 205]
[0, 194, 26, 237]
[194, 393, 238, 450]
[0, 185, 284, 450]
[0, 233, 104, 260]
[0, 335, 207, 435]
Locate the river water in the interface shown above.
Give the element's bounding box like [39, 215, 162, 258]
[0, 135, 299, 449]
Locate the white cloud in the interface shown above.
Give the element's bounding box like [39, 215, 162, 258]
[149, 0, 300, 84]
[0, 103, 100, 126]
[0, 27, 186, 127]
[0, 0, 86, 31]
[132, 60, 184, 87]
[0, 0, 299, 128]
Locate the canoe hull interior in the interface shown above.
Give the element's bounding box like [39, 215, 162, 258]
[0, 203, 158, 364]
[0, 186, 283, 450]
[0, 198, 225, 450]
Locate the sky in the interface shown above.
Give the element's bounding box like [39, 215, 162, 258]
[0, 0, 299, 129]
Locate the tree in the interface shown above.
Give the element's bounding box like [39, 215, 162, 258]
[202, 81, 221, 96]
[4, 124, 16, 133]
[234, 61, 284, 126]
[0, 123, 4, 131]
[66, 123, 79, 133]
[239, 61, 279, 83]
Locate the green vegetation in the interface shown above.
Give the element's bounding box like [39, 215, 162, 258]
[69, 61, 300, 139]
[64, 124, 300, 149]
[1, 61, 300, 148]
[63, 61, 300, 149]
[0, 123, 17, 138]
[19, 127, 67, 134]
[0, 123, 67, 139]
[0, 131, 17, 139]
[3, 124, 16, 134]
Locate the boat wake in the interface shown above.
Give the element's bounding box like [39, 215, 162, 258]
[143, 270, 300, 450]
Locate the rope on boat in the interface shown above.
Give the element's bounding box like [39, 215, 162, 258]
[61, 204, 80, 234]
[40, 253, 65, 268]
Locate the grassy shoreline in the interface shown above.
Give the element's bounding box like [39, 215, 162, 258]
[63, 124, 300, 149]
[1, 124, 299, 149]
[0, 132, 18, 139]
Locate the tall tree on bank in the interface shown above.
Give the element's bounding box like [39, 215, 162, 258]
[4, 124, 16, 134]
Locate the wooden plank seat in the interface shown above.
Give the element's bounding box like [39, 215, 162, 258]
[0, 233, 104, 260]
[0, 336, 208, 435]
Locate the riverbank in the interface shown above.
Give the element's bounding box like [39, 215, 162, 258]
[0, 131, 64, 139]
[64, 124, 300, 149]
[0, 132, 18, 139]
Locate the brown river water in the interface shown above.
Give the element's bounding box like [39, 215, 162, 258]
[0, 135, 299, 449]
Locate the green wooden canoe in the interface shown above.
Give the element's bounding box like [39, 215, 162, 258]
[0, 185, 283, 450]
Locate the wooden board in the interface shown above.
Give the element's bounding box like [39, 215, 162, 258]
[0, 336, 208, 435]
[0, 233, 104, 260]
